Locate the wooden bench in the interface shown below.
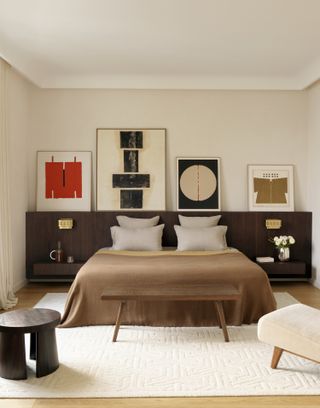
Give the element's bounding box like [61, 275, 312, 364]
[101, 284, 241, 343]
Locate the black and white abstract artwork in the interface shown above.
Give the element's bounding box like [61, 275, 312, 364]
[97, 129, 166, 210]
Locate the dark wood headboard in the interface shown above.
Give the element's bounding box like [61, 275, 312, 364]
[26, 211, 312, 279]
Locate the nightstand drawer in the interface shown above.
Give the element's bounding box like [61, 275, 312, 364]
[258, 261, 306, 276]
[33, 262, 84, 277]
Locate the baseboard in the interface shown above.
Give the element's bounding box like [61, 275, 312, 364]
[312, 280, 320, 289]
[14, 278, 27, 292]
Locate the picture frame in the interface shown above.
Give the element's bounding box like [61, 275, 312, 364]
[177, 157, 221, 211]
[248, 164, 294, 211]
[96, 128, 166, 211]
[36, 151, 91, 211]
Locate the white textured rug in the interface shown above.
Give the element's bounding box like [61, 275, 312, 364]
[0, 292, 319, 398]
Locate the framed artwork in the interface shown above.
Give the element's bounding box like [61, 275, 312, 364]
[96, 128, 166, 210]
[177, 158, 221, 211]
[248, 165, 294, 211]
[37, 151, 91, 211]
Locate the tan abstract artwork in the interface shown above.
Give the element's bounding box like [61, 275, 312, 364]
[248, 165, 294, 211]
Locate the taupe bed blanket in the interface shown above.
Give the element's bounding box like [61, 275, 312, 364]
[60, 249, 276, 328]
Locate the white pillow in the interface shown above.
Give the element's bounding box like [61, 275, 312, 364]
[116, 215, 160, 228]
[178, 214, 221, 228]
[174, 225, 227, 251]
[111, 224, 164, 250]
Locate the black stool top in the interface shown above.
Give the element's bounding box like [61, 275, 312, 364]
[0, 308, 61, 333]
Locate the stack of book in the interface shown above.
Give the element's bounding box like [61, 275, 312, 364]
[256, 256, 275, 263]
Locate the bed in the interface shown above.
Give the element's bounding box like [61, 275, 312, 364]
[60, 248, 276, 328]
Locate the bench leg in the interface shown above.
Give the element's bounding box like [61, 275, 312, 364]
[271, 346, 283, 369]
[113, 301, 125, 342]
[35, 329, 59, 377]
[0, 332, 27, 380]
[215, 301, 230, 342]
[214, 303, 222, 328]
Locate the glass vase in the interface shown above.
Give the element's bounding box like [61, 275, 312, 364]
[278, 247, 290, 262]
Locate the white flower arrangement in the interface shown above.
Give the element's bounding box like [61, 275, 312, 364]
[269, 235, 295, 248]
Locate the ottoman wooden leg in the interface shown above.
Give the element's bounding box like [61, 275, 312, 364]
[271, 346, 283, 369]
[0, 332, 27, 380]
[35, 329, 59, 377]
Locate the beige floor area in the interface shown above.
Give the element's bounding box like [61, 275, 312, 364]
[1, 281, 320, 408]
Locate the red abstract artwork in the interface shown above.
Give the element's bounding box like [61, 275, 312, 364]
[45, 156, 82, 199]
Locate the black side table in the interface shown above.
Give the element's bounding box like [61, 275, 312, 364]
[0, 308, 60, 380]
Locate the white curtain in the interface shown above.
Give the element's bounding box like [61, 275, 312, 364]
[0, 58, 17, 309]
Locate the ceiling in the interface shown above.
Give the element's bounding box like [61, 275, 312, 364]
[1, 0, 320, 90]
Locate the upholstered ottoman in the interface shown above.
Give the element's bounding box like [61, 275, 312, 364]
[257, 303, 320, 369]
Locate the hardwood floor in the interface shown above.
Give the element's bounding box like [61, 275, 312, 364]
[2, 396, 320, 408]
[1, 281, 320, 408]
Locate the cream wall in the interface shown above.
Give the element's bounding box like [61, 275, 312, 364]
[8, 68, 32, 290]
[28, 89, 308, 211]
[307, 81, 320, 288]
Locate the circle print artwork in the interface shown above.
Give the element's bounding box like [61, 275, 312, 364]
[177, 158, 220, 210]
[180, 165, 217, 201]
